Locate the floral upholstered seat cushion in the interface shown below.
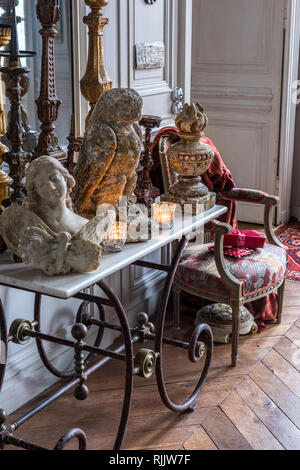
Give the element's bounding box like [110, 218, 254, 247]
[175, 243, 287, 299]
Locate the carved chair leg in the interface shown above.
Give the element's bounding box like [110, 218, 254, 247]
[231, 301, 242, 368]
[173, 285, 181, 338]
[277, 280, 286, 325]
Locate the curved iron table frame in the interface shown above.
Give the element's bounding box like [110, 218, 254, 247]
[0, 234, 213, 451]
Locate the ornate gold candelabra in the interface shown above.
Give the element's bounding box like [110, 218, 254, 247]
[80, 0, 112, 127]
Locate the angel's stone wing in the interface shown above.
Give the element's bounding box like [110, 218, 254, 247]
[0, 204, 56, 258]
[73, 210, 116, 246]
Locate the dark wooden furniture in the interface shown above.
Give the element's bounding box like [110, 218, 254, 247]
[135, 115, 162, 211]
[33, 0, 66, 162]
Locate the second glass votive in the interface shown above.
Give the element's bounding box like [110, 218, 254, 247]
[103, 222, 128, 253]
[152, 202, 177, 229]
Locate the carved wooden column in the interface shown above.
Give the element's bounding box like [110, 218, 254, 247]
[80, 0, 112, 127]
[0, 0, 35, 206]
[33, 0, 66, 161]
[0, 25, 12, 209]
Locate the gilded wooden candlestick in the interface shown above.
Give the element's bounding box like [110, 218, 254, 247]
[80, 0, 112, 127]
[33, 0, 66, 162]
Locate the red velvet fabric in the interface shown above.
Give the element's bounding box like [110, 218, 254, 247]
[150, 126, 280, 329]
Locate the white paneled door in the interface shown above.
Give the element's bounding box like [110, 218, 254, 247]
[192, 0, 286, 223]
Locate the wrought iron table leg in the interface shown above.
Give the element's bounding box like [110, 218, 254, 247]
[155, 235, 214, 412]
[97, 280, 134, 451]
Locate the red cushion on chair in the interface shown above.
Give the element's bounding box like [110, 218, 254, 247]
[224, 230, 266, 249]
[176, 244, 287, 299]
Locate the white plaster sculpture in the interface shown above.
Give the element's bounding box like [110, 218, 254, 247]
[0, 157, 115, 276]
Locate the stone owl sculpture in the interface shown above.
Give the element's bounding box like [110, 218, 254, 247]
[73, 88, 143, 218]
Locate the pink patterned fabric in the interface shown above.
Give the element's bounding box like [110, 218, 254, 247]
[208, 246, 255, 259]
[176, 244, 287, 299]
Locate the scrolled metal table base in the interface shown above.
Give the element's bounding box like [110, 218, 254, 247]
[0, 235, 213, 451]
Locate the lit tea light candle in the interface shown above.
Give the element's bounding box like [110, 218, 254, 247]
[103, 222, 127, 253]
[153, 202, 176, 229]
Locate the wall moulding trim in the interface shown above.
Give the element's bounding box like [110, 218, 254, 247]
[193, 0, 274, 75]
[128, 0, 176, 120]
[207, 118, 269, 191]
[192, 85, 273, 101]
[192, 85, 273, 113]
[134, 82, 172, 97]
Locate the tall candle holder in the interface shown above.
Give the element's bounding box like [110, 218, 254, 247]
[33, 0, 66, 162]
[80, 0, 112, 127]
[0, 0, 35, 206]
[135, 115, 162, 212]
[67, 0, 112, 171]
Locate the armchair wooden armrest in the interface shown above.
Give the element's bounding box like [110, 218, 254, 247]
[207, 221, 243, 298]
[220, 188, 285, 250]
[220, 188, 278, 206]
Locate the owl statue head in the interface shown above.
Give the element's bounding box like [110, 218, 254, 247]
[92, 88, 143, 125]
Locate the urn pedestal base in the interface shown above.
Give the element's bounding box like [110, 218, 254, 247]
[161, 190, 216, 215]
[195, 303, 258, 344]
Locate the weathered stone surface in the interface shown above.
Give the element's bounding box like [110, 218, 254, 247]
[161, 103, 216, 215]
[0, 156, 114, 276]
[73, 88, 143, 218]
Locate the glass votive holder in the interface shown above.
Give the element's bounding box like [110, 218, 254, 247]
[103, 222, 127, 253]
[152, 202, 177, 230]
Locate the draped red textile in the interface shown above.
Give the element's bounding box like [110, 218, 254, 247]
[150, 126, 278, 329]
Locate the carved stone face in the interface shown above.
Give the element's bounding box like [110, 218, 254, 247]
[34, 167, 67, 207]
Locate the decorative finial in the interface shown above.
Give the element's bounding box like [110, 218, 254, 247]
[175, 103, 208, 137]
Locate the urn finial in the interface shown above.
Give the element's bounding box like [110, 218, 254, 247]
[175, 103, 208, 137]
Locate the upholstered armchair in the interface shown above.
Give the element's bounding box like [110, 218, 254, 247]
[159, 137, 287, 368]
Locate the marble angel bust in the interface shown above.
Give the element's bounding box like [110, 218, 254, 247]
[73, 88, 143, 218]
[0, 157, 114, 276]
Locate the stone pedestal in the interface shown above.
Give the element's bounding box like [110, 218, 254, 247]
[161, 103, 216, 215]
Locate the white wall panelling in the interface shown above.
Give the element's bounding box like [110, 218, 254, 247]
[192, 0, 286, 224]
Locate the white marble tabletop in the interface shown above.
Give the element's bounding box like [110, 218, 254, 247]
[0, 205, 227, 299]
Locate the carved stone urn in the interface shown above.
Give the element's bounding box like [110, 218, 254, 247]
[161, 103, 216, 214]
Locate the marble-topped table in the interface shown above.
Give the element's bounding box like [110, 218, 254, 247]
[0, 205, 227, 451]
